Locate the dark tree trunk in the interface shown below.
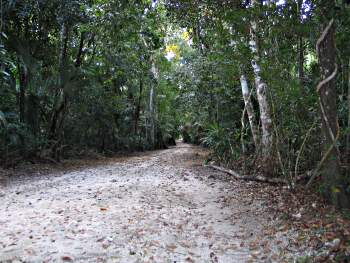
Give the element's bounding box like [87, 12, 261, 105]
[316, 3, 348, 207]
[297, 0, 304, 85]
[18, 62, 29, 157]
[75, 32, 86, 67]
[26, 94, 39, 136]
[296, 0, 309, 119]
[49, 22, 70, 160]
[298, 36, 304, 84]
[347, 58, 350, 175]
[134, 77, 143, 135]
[59, 23, 69, 70]
[88, 44, 97, 66]
[18, 63, 28, 124]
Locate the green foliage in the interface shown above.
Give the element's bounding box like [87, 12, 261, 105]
[296, 256, 312, 263]
[0, 0, 177, 164]
[0, 0, 349, 210]
[202, 123, 238, 164]
[160, 0, 350, 209]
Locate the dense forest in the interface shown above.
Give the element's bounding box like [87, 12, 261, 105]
[0, 0, 350, 210]
[2, 0, 350, 262]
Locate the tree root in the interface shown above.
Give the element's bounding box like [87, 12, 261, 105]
[206, 164, 312, 185]
[206, 164, 288, 184]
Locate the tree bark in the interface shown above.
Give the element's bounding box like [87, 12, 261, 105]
[149, 84, 155, 147]
[75, 32, 86, 67]
[240, 74, 260, 149]
[134, 77, 143, 135]
[59, 23, 69, 72]
[297, 0, 304, 85]
[26, 94, 39, 136]
[49, 22, 68, 138]
[18, 63, 28, 124]
[347, 58, 350, 173]
[316, 12, 345, 207]
[298, 37, 304, 84]
[249, 0, 274, 161]
[17, 61, 29, 157]
[148, 59, 158, 148]
[49, 22, 69, 160]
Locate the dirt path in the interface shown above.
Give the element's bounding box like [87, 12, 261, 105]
[0, 143, 291, 262]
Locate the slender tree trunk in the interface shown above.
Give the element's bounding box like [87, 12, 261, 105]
[59, 22, 69, 72]
[149, 60, 158, 148]
[216, 96, 219, 123]
[149, 84, 155, 147]
[18, 62, 29, 157]
[75, 32, 86, 67]
[249, 1, 274, 161]
[26, 94, 39, 136]
[49, 22, 68, 139]
[134, 77, 143, 135]
[295, 0, 310, 119]
[18, 63, 28, 124]
[240, 74, 260, 149]
[49, 22, 69, 160]
[297, 0, 304, 85]
[316, 10, 345, 207]
[298, 37, 304, 84]
[347, 58, 350, 172]
[75, 32, 94, 68]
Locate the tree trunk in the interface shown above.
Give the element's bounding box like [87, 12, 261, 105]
[148, 60, 158, 148]
[75, 32, 86, 67]
[347, 58, 350, 173]
[316, 11, 346, 207]
[298, 37, 304, 84]
[18, 63, 28, 124]
[149, 83, 155, 147]
[134, 77, 143, 135]
[49, 22, 69, 160]
[17, 62, 29, 157]
[297, 0, 304, 85]
[26, 94, 39, 136]
[49, 21, 68, 139]
[240, 74, 260, 149]
[249, 0, 274, 161]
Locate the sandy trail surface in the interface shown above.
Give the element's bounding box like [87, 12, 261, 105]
[0, 143, 287, 262]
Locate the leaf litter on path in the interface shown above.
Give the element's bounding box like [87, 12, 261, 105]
[0, 143, 349, 262]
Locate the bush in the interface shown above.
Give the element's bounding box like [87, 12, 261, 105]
[201, 123, 238, 164]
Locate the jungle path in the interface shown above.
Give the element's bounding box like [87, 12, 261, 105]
[0, 143, 293, 262]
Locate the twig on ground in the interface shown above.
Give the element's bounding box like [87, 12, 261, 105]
[206, 164, 287, 184]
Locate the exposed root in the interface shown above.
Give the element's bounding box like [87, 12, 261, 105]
[206, 164, 288, 184]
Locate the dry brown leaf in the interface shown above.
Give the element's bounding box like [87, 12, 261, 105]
[166, 244, 177, 252]
[185, 257, 195, 263]
[61, 256, 73, 262]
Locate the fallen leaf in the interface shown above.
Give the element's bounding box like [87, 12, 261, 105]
[166, 244, 177, 252]
[61, 256, 73, 262]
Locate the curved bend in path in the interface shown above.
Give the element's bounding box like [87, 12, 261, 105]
[0, 143, 281, 262]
